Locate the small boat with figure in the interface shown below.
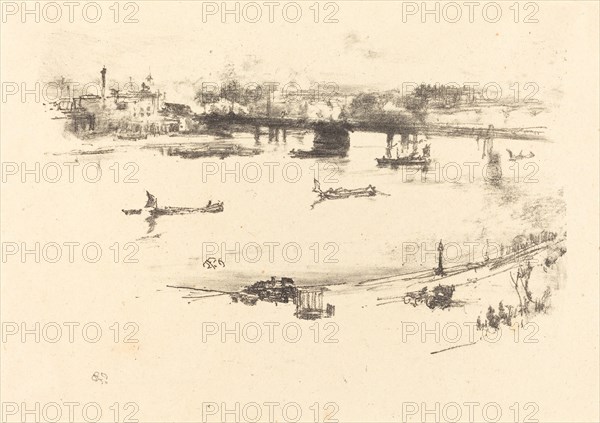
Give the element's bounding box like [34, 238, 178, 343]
[143, 191, 224, 215]
[376, 144, 431, 167]
[200, 200, 225, 213]
[123, 191, 223, 233]
[313, 179, 376, 200]
[506, 149, 535, 161]
[311, 179, 386, 208]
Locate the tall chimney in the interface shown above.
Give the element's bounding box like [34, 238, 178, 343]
[101, 66, 107, 100]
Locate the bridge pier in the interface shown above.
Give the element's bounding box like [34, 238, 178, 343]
[386, 132, 395, 148]
[312, 122, 350, 156]
[400, 133, 409, 152]
[254, 125, 260, 143]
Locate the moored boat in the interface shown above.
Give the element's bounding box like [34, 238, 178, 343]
[310, 179, 386, 208]
[376, 156, 431, 166]
[115, 132, 148, 141]
[376, 143, 431, 167]
[123, 191, 224, 233]
[200, 201, 224, 213]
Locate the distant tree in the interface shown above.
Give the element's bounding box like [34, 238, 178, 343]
[349, 93, 383, 118]
[403, 84, 433, 122]
[194, 63, 252, 113]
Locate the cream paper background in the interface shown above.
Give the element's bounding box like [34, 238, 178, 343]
[1, 1, 599, 422]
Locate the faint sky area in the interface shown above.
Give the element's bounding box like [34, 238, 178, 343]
[3, 1, 575, 105]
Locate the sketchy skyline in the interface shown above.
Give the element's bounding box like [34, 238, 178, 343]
[4, 2, 574, 106]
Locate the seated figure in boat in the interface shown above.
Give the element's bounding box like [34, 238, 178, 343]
[408, 143, 420, 159]
[422, 144, 431, 158]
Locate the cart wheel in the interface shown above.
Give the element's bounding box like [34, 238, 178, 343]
[425, 297, 435, 309]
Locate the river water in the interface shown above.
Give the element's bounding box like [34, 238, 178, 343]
[4, 124, 564, 294]
[0, 116, 568, 421]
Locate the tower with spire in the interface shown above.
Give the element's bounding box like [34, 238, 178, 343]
[434, 239, 446, 276]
